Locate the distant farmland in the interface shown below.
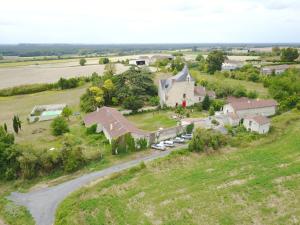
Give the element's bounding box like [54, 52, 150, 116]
[0, 59, 128, 89]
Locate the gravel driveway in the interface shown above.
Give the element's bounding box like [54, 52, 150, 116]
[8, 147, 186, 225]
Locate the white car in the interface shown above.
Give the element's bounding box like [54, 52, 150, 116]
[151, 143, 166, 151]
[181, 134, 193, 140]
[173, 137, 186, 143]
[164, 140, 175, 147]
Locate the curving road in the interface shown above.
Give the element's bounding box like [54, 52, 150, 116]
[7, 147, 186, 225]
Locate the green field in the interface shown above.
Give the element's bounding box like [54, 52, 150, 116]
[55, 110, 300, 225]
[190, 70, 269, 98]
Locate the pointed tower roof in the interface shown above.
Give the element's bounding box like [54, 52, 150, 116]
[172, 64, 194, 82]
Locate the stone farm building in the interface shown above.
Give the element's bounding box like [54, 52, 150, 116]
[83, 107, 151, 143]
[223, 96, 277, 133]
[261, 64, 290, 75]
[243, 115, 270, 134]
[159, 65, 215, 107]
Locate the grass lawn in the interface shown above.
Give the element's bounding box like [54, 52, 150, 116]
[55, 110, 300, 225]
[127, 110, 178, 131]
[190, 70, 270, 98]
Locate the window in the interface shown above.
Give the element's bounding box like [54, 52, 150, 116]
[183, 93, 186, 98]
[249, 121, 252, 126]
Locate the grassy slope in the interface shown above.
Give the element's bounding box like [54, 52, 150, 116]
[190, 70, 269, 98]
[56, 111, 300, 225]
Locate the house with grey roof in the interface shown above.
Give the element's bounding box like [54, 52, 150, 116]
[158, 65, 215, 107]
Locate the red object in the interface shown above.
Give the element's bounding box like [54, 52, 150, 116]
[182, 100, 186, 108]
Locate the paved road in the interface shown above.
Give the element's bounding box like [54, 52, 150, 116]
[8, 147, 186, 225]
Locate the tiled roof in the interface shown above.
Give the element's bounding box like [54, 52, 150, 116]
[172, 64, 194, 82]
[83, 107, 149, 139]
[227, 97, 278, 111]
[194, 86, 216, 97]
[245, 115, 270, 125]
[228, 112, 240, 120]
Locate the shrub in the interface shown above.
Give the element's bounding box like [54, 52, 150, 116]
[111, 133, 136, 155]
[99, 57, 109, 64]
[136, 138, 148, 151]
[149, 96, 160, 106]
[79, 58, 86, 66]
[62, 106, 72, 120]
[189, 128, 227, 152]
[209, 106, 215, 116]
[51, 117, 70, 136]
[86, 124, 97, 135]
[186, 123, 194, 134]
[61, 140, 85, 172]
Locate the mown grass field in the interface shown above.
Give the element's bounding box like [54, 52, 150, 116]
[55, 110, 300, 225]
[190, 70, 269, 98]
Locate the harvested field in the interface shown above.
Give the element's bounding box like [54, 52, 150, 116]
[0, 60, 128, 89]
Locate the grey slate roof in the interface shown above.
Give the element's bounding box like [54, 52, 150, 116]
[172, 64, 194, 82]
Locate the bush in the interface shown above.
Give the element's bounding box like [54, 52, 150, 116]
[186, 123, 194, 134]
[61, 140, 85, 172]
[86, 124, 97, 135]
[149, 96, 160, 106]
[123, 96, 144, 112]
[51, 117, 70, 136]
[99, 57, 109, 64]
[79, 58, 86, 66]
[111, 133, 136, 155]
[136, 138, 148, 151]
[0, 83, 56, 96]
[189, 128, 227, 152]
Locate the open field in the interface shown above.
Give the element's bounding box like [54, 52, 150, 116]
[190, 70, 270, 98]
[0, 85, 87, 143]
[0, 60, 128, 89]
[55, 110, 300, 225]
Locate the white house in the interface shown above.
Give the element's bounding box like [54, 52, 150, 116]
[158, 65, 215, 107]
[261, 65, 290, 75]
[243, 115, 270, 134]
[222, 60, 244, 71]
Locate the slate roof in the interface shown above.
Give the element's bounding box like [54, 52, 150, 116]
[83, 107, 149, 139]
[172, 65, 194, 82]
[245, 115, 270, 125]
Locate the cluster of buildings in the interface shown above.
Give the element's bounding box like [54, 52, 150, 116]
[129, 54, 174, 66]
[158, 65, 215, 107]
[222, 96, 278, 134]
[260, 64, 290, 75]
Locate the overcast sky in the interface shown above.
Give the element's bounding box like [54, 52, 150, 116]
[0, 0, 300, 44]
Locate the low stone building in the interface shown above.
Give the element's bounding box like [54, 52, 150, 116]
[158, 65, 215, 107]
[83, 107, 150, 143]
[129, 57, 150, 66]
[261, 64, 290, 75]
[222, 60, 244, 71]
[243, 115, 270, 134]
[223, 97, 278, 118]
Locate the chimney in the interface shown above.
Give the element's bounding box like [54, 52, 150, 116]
[110, 123, 113, 130]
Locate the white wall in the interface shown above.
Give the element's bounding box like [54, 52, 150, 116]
[243, 119, 270, 134]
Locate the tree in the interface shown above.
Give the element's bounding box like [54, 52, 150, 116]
[79, 58, 87, 66]
[12, 116, 19, 134]
[170, 57, 184, 73]
[99, 57, 109, 64]
[123, 96, 144, 112]
[62, 106, 72, 120]
[104, 63, 116, 76]
[186, 123, 194, 134]
[103, 79, 115, 104]
[80, 86, 104, 113]
[272, 46, 281, 56]
[195, 54, 204, 62]
[51, 117, 70, 136]
[206, 50, 227, 74]
[61, 139, 85, 172]
[202, 95, 211, 110]
[280, 48, 299, 62]
[16, 116, 21, 130]
[3, 123, 7, 133]
[209, 106, 215, 116]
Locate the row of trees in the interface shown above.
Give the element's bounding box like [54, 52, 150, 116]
[79, 57, 110, 66]
[272, 47, 299, 62]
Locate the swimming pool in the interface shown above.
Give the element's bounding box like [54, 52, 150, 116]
[41, 110, 62, 117]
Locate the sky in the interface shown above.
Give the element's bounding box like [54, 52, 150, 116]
[0, 0, 300, 44]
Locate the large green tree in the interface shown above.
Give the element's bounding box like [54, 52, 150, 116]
[206, 50, 227, 74]
[280, 48, 299, 62]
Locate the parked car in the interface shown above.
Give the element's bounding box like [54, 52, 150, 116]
[173, 137, 186, 143]
[164, 140, 175, 147]
[151, 143, 166, 151]
[181, 134, 193, 140]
